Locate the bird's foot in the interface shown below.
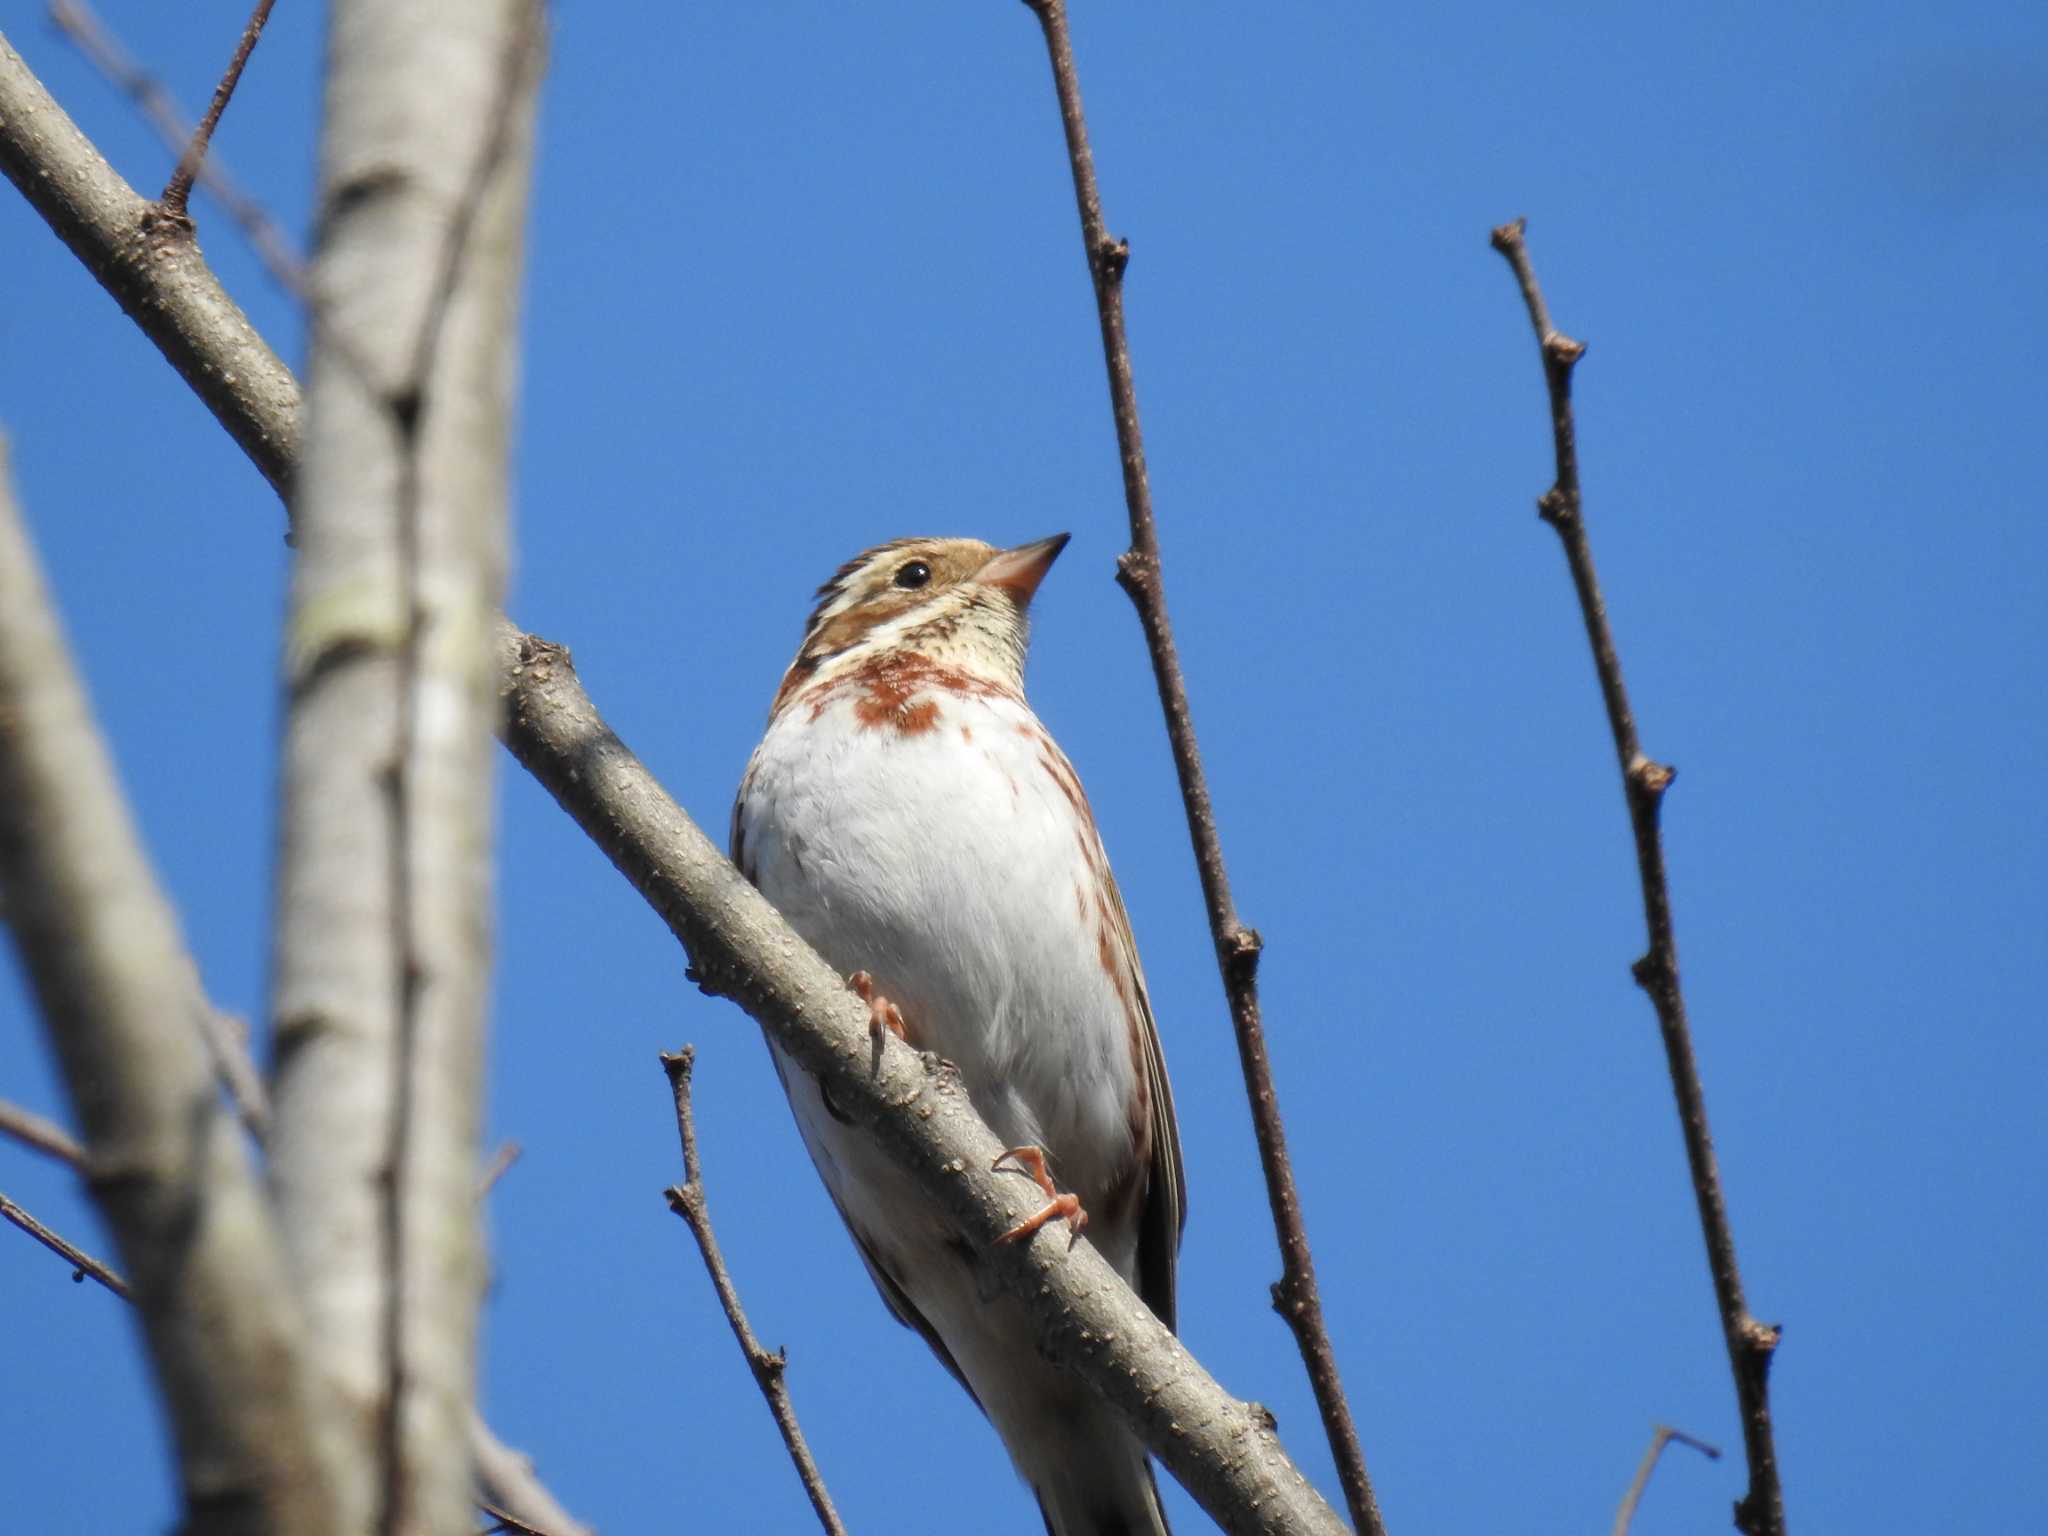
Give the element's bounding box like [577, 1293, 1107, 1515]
[848, 970, 907, 1047]
[992, 1145, 1088, 1248]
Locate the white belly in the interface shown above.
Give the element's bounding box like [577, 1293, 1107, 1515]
[736, 682, 1141, 1263]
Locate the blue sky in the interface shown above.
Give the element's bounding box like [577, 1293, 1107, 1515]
[3, 2, 2044, 1532]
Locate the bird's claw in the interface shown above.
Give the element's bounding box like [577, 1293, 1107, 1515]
[992, 1145, 1088, 1248]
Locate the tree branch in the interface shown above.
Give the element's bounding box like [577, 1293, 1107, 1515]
[0, 1098, 85, 1167]
[159, 0, 277, 219]
[661, 1048, 847, 1536]
[469, 1418, 593, 1536]
[48, 0, 307, 294]
[2, 34, 1348, 1533]
[0, 434, 340, 1536]
[0, 30, 303, 500]
[1489, 216, 1786, 1536]
[0, 1188, 132, 1299]
[1613, 1424, 1721, 1536]
[1019, 4, 1385, 1532]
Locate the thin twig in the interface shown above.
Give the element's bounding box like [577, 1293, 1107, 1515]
[476, 1140, 523, 1199]
[1019, 5, 1386, 1532]
[469, 1417, 593, 1536]
[1490, 216, 1786, 1536]
[475, 1500, 551, 1536]
[661, 1049, 848, 1536]
[198, 1005, 273, 1139]
[0, 1099, 84, 1167]
[1613, 1424, 1722, 1536]
[0, 1190, 132, 1299]
[159, 0, 277, 218]
[48, 0, 306, 296]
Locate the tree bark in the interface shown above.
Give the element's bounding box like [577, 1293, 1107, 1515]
[265, 5, 540, 1532]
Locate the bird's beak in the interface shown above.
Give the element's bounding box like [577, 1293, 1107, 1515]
[977, 533, 1071, 607]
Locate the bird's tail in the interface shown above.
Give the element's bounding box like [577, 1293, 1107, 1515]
[1028, 1413, 1170, 1536]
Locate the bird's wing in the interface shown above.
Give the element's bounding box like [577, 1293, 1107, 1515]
[1102, 866, 1186, 1334]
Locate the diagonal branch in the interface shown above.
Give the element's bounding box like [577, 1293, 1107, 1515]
[0, 1099, 85, 1167]
[1, 1189, 132, 1299]
[1020, 4, 1386, 1532]
[1490, 216, 1786, 1536]
[501, 627, 1345, 1536]
[662, 1049, 847, 1536]
[159, 0, 278, 219]
[0, 35, 1349, 1536]
[1613, 1424, 1722, 1536]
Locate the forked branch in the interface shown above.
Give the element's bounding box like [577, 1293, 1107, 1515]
[662, 1049, 847, 1536]
[1613, 1424, 1722, 1536]
[1021, 4, 1385, 1532]
[1490, 216, 1785, 1536]
[159, 0, 278, 219]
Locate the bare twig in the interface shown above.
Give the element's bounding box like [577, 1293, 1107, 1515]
[661, 1048, 847, 1536]
[1613, 1424, 1722, 1536]
[476, 1140, 524, 1199]
[159, 0, 277, 219]
[1613, 1425, 1728, 1536]
[0, 1099, 84, 1167]
[0, 1189, 131, 1298]
[47, 0, 307, 295]
[470, 1413, 594, 1536]
[476, 1502, 551, 1536]
[198, 1005, 273, 1139]
[1018, 5, 1385, 1532]
[1490, 216, 1786, 1536]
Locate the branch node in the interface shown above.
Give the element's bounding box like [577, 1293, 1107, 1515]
[1488, 216, 1528, 254]
[1536, 486, 1575, 528]
[1629, 756, 1676, 799]
[1095, 234, 1130, 283]
[1543, 330, 1587, 368]
[1222, 925, 1263, 983]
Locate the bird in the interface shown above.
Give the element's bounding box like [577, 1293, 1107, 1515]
[731, 534, 1185, 1536]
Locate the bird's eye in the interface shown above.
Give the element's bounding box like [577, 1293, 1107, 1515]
[893, 560, 932, 590]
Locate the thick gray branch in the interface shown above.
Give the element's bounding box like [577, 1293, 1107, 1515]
[0, 438, 338, 1536]
[268, 4, 539, 1532]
